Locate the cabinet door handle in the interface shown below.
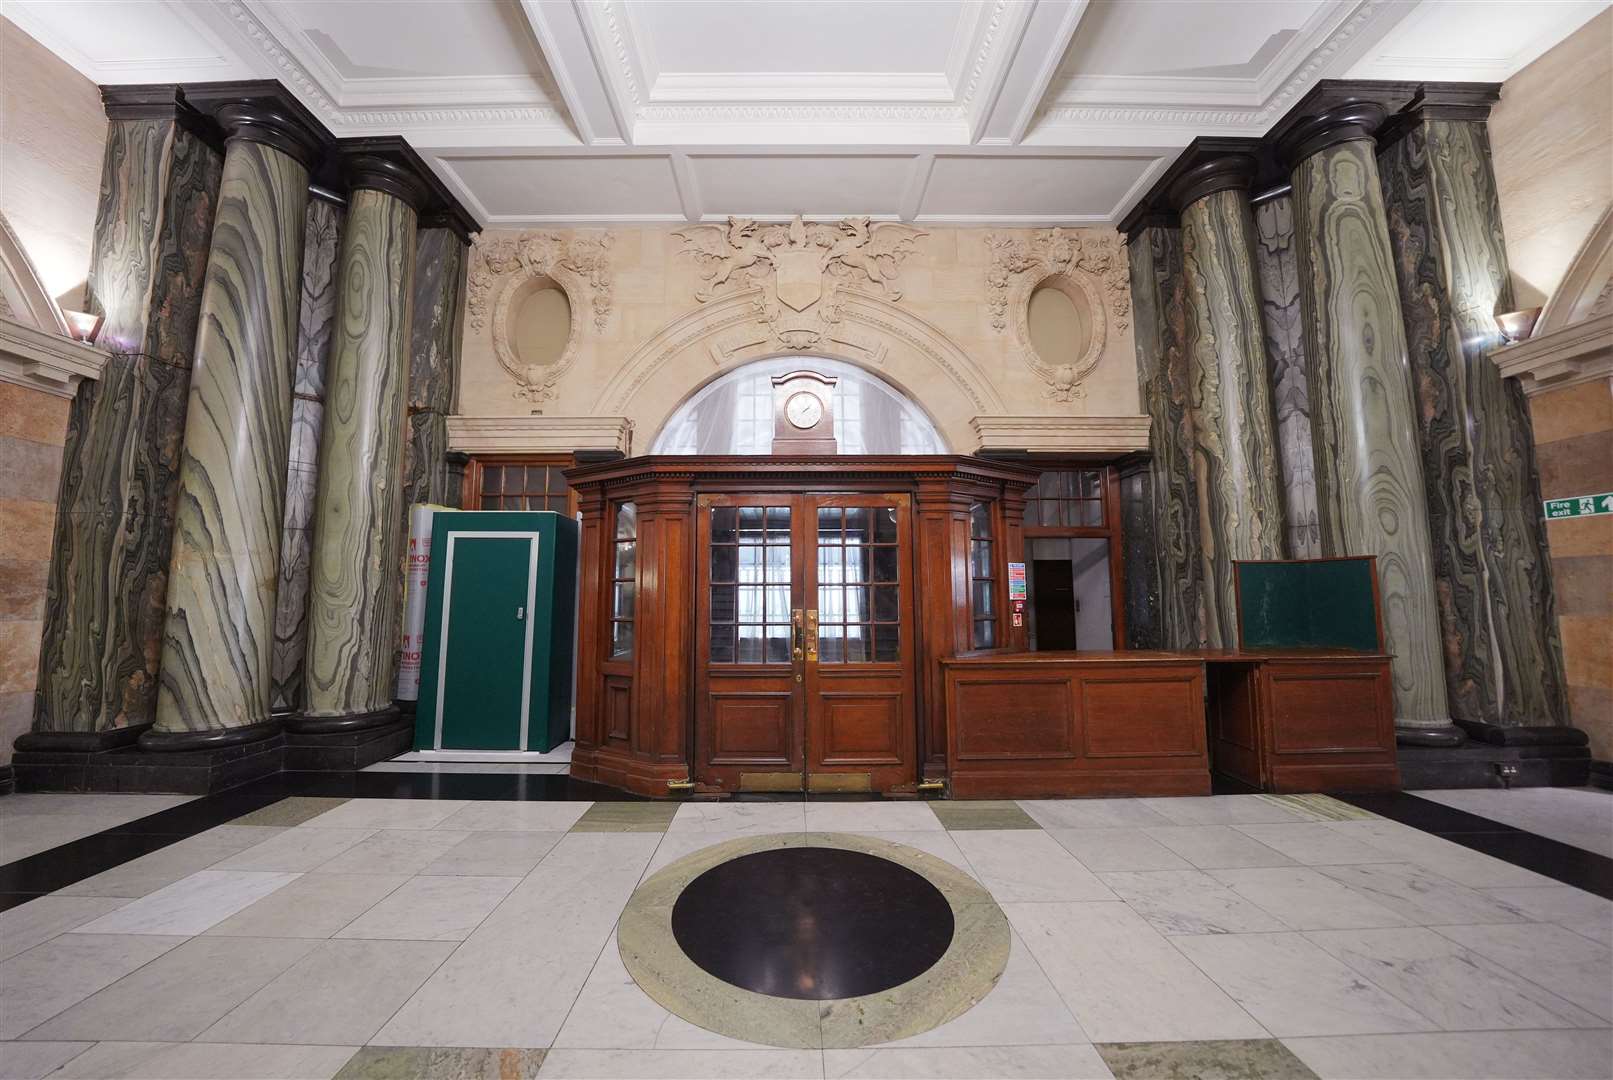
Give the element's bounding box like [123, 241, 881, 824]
[805, 609, 818, 662]
[516, 606, 525, 621]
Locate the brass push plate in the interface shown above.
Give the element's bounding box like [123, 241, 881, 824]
[807, 772, 872, 793]
[739, 771, 805, 792]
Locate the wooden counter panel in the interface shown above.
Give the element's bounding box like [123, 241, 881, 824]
[1261, 659, 1399, 793]
[944, 659, 1209, 797]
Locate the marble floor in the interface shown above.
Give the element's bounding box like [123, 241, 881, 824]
[0, 793, 1609, 1079]
[1414, 787, 1613, 858]
[0, 795, 198, 865]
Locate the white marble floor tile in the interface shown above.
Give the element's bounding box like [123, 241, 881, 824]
[373, 832, 660, 1048]
[1562, 917, 1613, 947]
[418, 830, 566, 877]
[950, 830, 1114, 902]
[0, 1040, 92, 1079]
[435, 801, 591, 833]
[0, 934, 184, 1038]
[1434, 922, 1613, 1022]
[0, 795, 196, 862]
[857, 830, 979, 879]
[666, 802, 806, 836]
[0, 897, 131, 962]
[536, 1049, 824, 1078]
[1231, 822, 1398, 864]
[1005, 901, 1266, 1042]
[553, 931, 775, 1050]
[805, 801, 943, 832]
[823, 1044, 1112, 1079]
[1017, 798, 1175, 830]
[48, 1040, 361, 1079]
[1143, 826, 1297, 869]
[56, 828, 287, 898]
[1314, 863, 1530, 925]
[1325, 821, 1559, 888]
[1208, 867, 1414, 930]
[1413, 788, 1613, 858]
[1282, 1029, 1613, 1079]
[69, 871, 300, 936]
[297, 798, 471, 830]
[1302, 926, 1604, 1030]
[642, 829, 756, 877]
[1141, 795, 1309, 825]
[311, 829, 470, 875]
[882, 928, 1089, 1048]
[205, 873, 409, 938]
[213, 827, 375, 872]
[335, 875, 521, 941]
[1045, 828, 1192, 871]
[1171, 931, 1437, 1037]
[23, 936, 319, 1042]
[1099, 870, 1288, 935]
[198, 939, 457, 1045]
[1481, 884, 1613, 928]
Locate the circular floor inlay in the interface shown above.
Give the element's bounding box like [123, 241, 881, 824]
[670, 846, 955, 1000]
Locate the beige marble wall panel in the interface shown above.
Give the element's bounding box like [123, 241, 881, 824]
[455, 224, 1141, 455]
[1490, 8, 1613, 309]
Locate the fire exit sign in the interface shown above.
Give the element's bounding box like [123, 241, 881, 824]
[1544, 493, 1613, 519]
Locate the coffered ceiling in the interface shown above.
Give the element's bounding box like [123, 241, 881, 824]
[5, 0, 1606, 228]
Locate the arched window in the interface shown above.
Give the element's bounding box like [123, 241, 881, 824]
[650, 357, 947, 455]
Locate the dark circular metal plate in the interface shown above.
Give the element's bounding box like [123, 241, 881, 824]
[669, 845, 955, 1001]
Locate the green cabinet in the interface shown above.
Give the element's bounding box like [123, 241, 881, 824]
[414, 511, 579, 752]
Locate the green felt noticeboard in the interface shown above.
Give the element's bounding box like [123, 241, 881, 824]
[1234, 557, 1382, 652]
[414, 511, 579, 753]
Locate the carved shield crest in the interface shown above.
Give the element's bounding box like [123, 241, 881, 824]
[773, 249, 826, 312]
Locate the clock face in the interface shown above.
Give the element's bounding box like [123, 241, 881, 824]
[785, 391, 824, 430]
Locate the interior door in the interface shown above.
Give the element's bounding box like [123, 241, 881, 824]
[437, 532, 538, 750]
[695, 497, 806, 790]
[804, 495, 917, 792]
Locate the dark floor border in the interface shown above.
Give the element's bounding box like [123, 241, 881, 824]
[1336, 791, 1613, 901]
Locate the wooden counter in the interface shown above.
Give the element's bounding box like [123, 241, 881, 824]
[941, 649, 1398, 798]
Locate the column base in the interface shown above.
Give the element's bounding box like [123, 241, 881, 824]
[1396, 740, 1591, 790]
[284, 707, 412, 772]
[0, 765, 13, 796]
[1453, 719, 1590, 748]
[16, 719, 283, 794]
[1394, 724, 1466, 748]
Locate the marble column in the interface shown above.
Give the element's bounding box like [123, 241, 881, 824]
[145, 98, 324, 744]
[1127, 224, 1207, 649]
[31, 92, 222, 740]
[1377, 111, 1569, 729]
[1281, 102, 1456, 740]
[1171, 157, 1287, 646]
[402, 227, 470, 512]
[269, 198, 345, 714]
[299, 156, 426, 728]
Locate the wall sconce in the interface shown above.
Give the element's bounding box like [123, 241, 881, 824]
[1496, 307, 1542, 344]
[62, 309, 105, 344]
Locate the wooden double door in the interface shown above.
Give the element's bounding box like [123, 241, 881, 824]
[694, 492, 918, 792]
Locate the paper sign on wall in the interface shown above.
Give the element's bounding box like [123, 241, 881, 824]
[1008, 562, 1027, 601]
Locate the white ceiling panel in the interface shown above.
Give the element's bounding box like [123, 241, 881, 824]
[918, 153, 1164, 222]
[435, 153, 686, 222]
[3, 0, 254, 83]
[1058, 0, 1331, 80]
[686, 155, 919, 218]
[1348, 0, 1608, 81]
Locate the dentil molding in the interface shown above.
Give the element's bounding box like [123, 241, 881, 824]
[971, 414, 1151, 455]
[985, 228, 1132, 403]
[446, 415, 634, 456]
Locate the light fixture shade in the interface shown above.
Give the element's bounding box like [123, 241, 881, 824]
[63, 309, 105, 344]
[1496, 307, 1542, 343]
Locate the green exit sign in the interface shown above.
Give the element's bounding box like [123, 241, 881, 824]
[1544, 493, 1613, 519]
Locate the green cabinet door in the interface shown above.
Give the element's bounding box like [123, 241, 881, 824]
[436, 533, 537, 750]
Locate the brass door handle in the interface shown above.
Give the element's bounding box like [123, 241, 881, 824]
[792, 609, 804, 663]
[805, 609, 819, 662]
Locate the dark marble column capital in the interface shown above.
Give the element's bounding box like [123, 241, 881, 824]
[342, 153, 432, 214]
[182, 82, 331, 172]
[1167, 153, 1258, 213]
[337, 136, 480, 241]
[1276, 100, 1388, 171]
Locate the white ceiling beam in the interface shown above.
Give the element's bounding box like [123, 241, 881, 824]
[961, 0, 1041, 144]
[573, 0, 653, 145]
[899, 154, 937, 222]
[669, 152, 702, 222]
[978, 0, 1092, 145]
[519, 0, 629, 145]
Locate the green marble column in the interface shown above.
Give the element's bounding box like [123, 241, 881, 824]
[146, 99, 324, 743]
[402, 227, 470, 512]
[1377, 112, 1569, 730]
[1172, 158, 1287, 647]
[1127, 224, 1207, 649]
[299, 158, 425, 727]
[1282, 103, 1455, 739]
[29, 95, 221, 742]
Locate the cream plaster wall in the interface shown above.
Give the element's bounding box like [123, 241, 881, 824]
[1491, 8, 1613, 311]
[457, 223, 1141, 454]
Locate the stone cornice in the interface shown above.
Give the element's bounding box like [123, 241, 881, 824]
[1492, 313, 1613, 396]
[0, 318, 109, 398]
[337, 136, 479, 240]
[970, 414, 1151, 455]
[446, 415, 635, 455]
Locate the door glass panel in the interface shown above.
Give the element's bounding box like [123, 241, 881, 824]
[816, 501, 900, 664]
[710, 504, 791, 665]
